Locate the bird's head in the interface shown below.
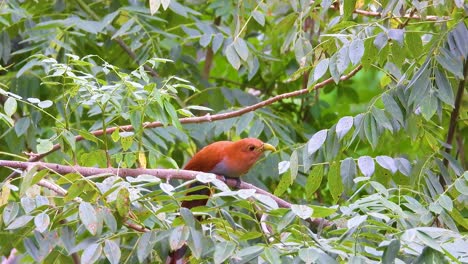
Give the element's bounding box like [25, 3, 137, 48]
[224, 138, 276, 176]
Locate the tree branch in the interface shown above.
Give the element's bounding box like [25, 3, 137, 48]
[442, 59, 468, 183]
[203, 17, 221, 80]
[0, 160, 334, 228]
[4, 64, 362, 182]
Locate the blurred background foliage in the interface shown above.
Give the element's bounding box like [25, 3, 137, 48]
[0, 0, 467, 263]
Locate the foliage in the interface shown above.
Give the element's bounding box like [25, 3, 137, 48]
[0, 0, 467, 263]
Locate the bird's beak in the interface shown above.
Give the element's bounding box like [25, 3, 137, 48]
[262, 143, 276, 152]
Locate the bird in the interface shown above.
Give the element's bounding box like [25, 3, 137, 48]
[166, 138, 276, 264]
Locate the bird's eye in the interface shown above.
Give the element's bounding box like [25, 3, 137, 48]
[248, 145, 256, 151]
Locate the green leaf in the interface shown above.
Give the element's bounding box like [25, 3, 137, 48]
[14, 117, 30, 136]
[289, 150, 299, 183]
[436, 47, 464, 79]
[438, 194, 453, 212]
[299, 248, 318, 263]
[4, 97, 17, 117]
[375, 156, 397, 174]
[340, 157, 356, 194]
[307, 129, 327, 155]
[420, 93, 437, 120]
[363, 114, 378, 149]
[187, 228, 204, 259]
[382, 239, 400, 264]
[169, 225, 189, 251]
[336, 116, 353, 140]
[328, 162, 342, 203]
[103, 240, 121, 264]
[371, 107, 393, 131]
[234, 38, 249, 61]
[214, 241, 236, 264]
[329, 52, 340, 83]
[3, 202, 19, 225]
[291, 204, 313, 219]
[81, 243, 102, 264]
[416, 231, 442, 252]
[313, 58, 329, 82]
[274, 171, 290, 196]
[349, 39, 364, 65]
[374, 32, 388, 51]
[36, 139, 54, 154]
[388, 29, 404, 45]
[434, 69, 454, 106]
[80, 150, 107, 167]
[37, 100, 53, 108]
[34, 212, 50, 233]
[263, 247, 281, 264]
[405, 32, 422, 57]
[252, 10, 265, 26]
[413, 247, 449, 264]
[343, 0, 357, 20]
[226, 43, 241, 69]
[137, 231, 157, 263]
[455, 178, 468, 195]
[79, 202, 98, 235]
[310, 205, 338, 218]
[358, 156, 375, 177]
[120, 133, 134, 151]
[382, 93, 404, 124]
[306, 165, 323, 198]
[6, 215, 34, 230]
[116, 188, 130, 217]
[408, 66, 431, 106]
[370, 181, 389, 197]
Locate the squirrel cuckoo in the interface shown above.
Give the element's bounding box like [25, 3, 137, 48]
[166, 138, 276, 264]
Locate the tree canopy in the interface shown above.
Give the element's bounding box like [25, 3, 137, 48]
[0, 0, 467, 263]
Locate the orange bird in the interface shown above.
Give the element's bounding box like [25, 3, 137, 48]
[166, 138, 276, 264]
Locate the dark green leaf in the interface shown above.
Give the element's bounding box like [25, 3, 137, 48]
[34, 212, 50, 233]
[382, 239, 400, 264]
[307, 129, 327, 155]
[79, 202, 98, 235]
[341, 157, 356, 194]
[434, 69, 454, 106]
[349, 39, 364, 65]
[289, 150, 299, 183]
[357, 156, 375, 177]
[81, 243, 102, 264]
[343, 0, 357, 20]
[234, 38, 249, 61]
[137, 231, 157, 263]
[328, 162, 342, 203]
[382, 93, 403, 124]
[306, 165, 323, 199]
[104, 240, 121, 264]
[214, 241, 236, 264]
[6, 215, 33, 230]
[313, 58, 329, 82]
[226, 43, 241, 69]
[3, 202, 19, 225]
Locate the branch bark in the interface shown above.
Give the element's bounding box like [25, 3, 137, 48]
[0, 160, 334, 228]
[5, 64, 362, 181]
[442, 59, 468, 185]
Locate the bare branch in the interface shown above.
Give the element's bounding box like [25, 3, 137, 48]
[442, 59, 468, 185]
[0, 160, 334, 227]
[9, 65, 362, 174]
